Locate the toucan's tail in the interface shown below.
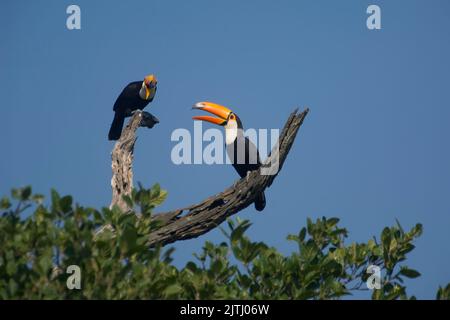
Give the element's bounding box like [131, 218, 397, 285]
[254, 191, 266, 212]
[108, 112, 125, 140]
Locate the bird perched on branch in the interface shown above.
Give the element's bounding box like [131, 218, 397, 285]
[192, 102, 266, 211]
[108, 74, 158, 140]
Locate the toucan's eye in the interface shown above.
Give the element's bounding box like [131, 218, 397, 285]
[230, 115, 235, 120]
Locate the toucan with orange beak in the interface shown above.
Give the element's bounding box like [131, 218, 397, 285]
[192, 102, 266, 211]
[108, 74, 158, 140]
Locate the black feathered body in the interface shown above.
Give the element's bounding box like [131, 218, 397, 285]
[227, 137, 261, 178]
[108, 81, 156, 140]
[226, 118, 266, 211]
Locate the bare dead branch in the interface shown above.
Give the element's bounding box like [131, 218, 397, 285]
[110, 111, 158, 212]
[148, 108, 309, 247]
[110, 108, 309, 247]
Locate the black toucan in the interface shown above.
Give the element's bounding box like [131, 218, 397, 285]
[108, 74, 158, 140]
[192, 102, 266, 212]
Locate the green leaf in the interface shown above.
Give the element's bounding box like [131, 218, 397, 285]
[399, 243, 415, 255]
[389, 238, 398, 253]
[31, 194, 44, 204]
[0, 196, 11, 209]
[185, 262, 198, 273]
[10, 186, 32, 201]
[326, 217, 340, 228]
[152, 189, 168, 206]
[151, 183, 161, 196]
[381, 227, 391, 250]
[51, 189, 61, 212]
[60, 195, 73, 214]
[210, 259, 224, 274]
[436, 283, 450, 300]
[399, 267, 421, 279]
[306, 217, 313, 234]
[412, 223, 423, 237]
[299, 227, 307, 242]
[230, 221, 251, 243]
[163, 247, 175, 263]
[118, 224, 138, 254]
[93, 210, 103, 223]
[163, 284, 182, 297]
[395, 218, 404, 235]
[6, 261, 17, 276]
[21, 186, 32, 200]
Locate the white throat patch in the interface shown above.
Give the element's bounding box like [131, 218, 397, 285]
[139, 82, 146, 100]
[224, 120, 238, 145]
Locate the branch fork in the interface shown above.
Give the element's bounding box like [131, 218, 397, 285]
[110, 108, 309, 247]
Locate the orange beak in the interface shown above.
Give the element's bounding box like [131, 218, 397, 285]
[192, 102, 232, 126]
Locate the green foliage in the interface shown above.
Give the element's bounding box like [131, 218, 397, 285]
[436, 284, 450, 300]
[0, 186, 448, 299]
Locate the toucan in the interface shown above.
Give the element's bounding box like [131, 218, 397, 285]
[108, 74, 158, 140]
[192, 101, 266, 211]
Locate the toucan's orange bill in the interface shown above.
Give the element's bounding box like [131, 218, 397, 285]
[192, 115, 226, 125]
[194, 102, 231, 120]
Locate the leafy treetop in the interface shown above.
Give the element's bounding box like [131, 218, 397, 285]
[0, 185, 448, 300]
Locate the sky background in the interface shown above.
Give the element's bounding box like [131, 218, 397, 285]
[1, 0, 449, 299]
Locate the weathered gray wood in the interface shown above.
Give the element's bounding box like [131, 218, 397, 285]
[110, 111, 158, 212]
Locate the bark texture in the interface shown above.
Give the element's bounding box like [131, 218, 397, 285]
[110, 111, 158, 212]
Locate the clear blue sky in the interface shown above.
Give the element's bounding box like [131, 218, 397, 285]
[1, 0, 449, 299]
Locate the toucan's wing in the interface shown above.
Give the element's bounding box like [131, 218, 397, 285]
[113, 81, 140, 112]
[245, 136, 261, 165]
